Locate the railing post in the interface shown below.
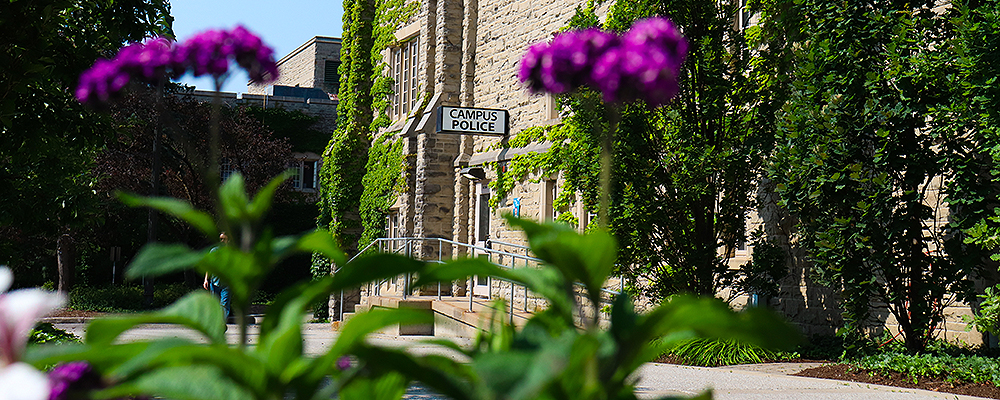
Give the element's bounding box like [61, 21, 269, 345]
[338, 290, 344, 322]
[524, 257, 529, 312]
[438, 239, 442, 301]
[469, 275, 474, 312]
[510, 281, 515, 325]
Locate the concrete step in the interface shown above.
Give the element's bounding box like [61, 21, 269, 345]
[333, 295, 535, 338]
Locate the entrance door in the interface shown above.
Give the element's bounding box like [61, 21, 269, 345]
[473, 182, 491, 296]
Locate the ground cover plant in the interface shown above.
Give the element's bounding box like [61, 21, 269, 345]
[791, 334, 1000, 398]
[66, 283, 190, 313]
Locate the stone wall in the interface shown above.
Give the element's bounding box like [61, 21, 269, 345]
[182, 90, 338, 134]
[247, 36, 342, 96]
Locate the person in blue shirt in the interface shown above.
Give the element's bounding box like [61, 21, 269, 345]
[204, 232, 231, 326]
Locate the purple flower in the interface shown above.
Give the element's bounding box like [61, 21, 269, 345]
[336, 356, 351, 371]
[229, 26, 280, 83]
[76, 25, 281, 106]
[48, 362, 102, 400]
[75, 58, 130, 105]
[622, 18, 688, 75]
[519, 29, 618, 95]
[518, 17, 687, 106]
[174, 28, 232, 78]
[592, 43, 680, 106]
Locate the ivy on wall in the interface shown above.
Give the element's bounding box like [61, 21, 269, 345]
[487, 0, 774, 302]
[359, 131, 406, 248]
[316, 0, 417, 276]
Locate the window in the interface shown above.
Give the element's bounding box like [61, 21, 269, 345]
[221, 158, 236, 182]
[291, 159, 320, 191]
[541, 180, 557, 221]
[391, 38, 420, 119]
[736, 0, 752, 31]
[386, 210, 399, 238]
[324, 60, 341, 95]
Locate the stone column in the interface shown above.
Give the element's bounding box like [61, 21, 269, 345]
[410, 0, 464, 295]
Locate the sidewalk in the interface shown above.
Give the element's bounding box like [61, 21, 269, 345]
[49, 322, 991, 400]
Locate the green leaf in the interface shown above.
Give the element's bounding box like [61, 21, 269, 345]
[125, 243, 208, 280]
[301, 308, 434, 388]
[118, 193, 218, 238]
[351, 347, 474, 400]
[337, 370, 408, 400]
[330, 308, 433, 357]
[98, 365, 256, 400]
[505, 216, 617, 309]
[218, 172, 251, 222]
[85, 291, 226, 345]
[248, 170, 294, 221]
[256, 277, 342, 377]
[296, 230, 348, 268]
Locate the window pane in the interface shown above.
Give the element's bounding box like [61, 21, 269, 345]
[303, 160, 316, 189]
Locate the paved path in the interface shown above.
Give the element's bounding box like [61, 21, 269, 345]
[51, 323, 990, 400]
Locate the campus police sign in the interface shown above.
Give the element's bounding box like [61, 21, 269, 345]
[437, 106, 509, 136]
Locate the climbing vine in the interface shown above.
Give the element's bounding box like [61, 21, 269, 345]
[359, 131, 406, 249]
[490, 0, 773, 301]
[317, 0, 417, 272]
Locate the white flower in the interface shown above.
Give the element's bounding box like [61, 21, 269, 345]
[0, 266, 65, 400]
[0, 362, 51, 400]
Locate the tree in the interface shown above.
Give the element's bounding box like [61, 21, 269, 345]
[92, 86, 294, 279]
[505, 0, 777, 299]
[763, 0, 983, 352]
[0, 0, 171, 289]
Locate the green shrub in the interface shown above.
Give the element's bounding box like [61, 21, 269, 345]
[29, 322, 80, 345]
[664, 337, 793, 366]
[68, 283, 191, 312]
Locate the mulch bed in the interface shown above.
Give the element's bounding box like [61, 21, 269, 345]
[795, 363, 1000, 399]
[46, 309, 110, 319]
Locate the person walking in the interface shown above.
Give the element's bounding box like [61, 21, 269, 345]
[204, 232, 232, 326]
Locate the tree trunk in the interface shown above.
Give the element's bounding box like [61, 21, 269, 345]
[57, 231, 76, 293]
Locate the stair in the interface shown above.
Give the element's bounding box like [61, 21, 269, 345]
[332, 294, 535, 338]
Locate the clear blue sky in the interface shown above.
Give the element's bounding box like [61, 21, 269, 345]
[170, 0, 344, 93]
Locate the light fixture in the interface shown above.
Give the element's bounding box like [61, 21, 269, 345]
[460, 167, 486, 181]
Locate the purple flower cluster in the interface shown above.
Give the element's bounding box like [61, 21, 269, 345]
[48, 362, 101, 400]
[76, 25, 280, 106]
[519, 17, 688, 107]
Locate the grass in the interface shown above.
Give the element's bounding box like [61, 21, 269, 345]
[662, 337, 795, 367]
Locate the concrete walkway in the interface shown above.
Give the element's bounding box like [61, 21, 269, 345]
[50, 322, 991, 400]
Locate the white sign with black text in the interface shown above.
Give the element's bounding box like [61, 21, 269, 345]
[437, 106, 509, 136]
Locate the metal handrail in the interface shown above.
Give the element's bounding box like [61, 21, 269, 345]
[336, 237, 620, 325]
[487, 239, 531, 252]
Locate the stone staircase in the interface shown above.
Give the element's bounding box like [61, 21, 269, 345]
[334, 294, 535, 337]
[331, 237, 615, 338]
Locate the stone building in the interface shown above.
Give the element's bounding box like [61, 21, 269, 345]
[364, 0, 989, 345]
[248, 36, 343, 98]
[190, 36, 345, 199]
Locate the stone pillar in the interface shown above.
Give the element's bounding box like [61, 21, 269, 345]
[452, 0, 478, 260]
[409, 0, 465, 295]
